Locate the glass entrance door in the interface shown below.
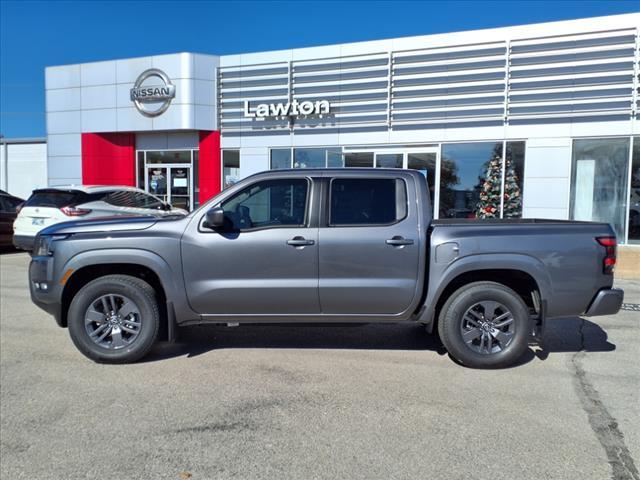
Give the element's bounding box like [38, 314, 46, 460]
[146, 164, 192, 211]
[169, 166, 191, 211]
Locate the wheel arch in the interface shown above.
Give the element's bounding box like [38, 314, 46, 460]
[61, 263, 166, 325]
[417, 254, 551, 332]
[432, 269, 541, 329]
[58, 249, 188, 340]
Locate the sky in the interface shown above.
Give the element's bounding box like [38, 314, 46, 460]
[1, 0, 638, 138]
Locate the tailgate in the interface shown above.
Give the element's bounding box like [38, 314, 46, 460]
[14, 207, 68, 234]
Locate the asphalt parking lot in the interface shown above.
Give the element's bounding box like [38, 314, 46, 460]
[1, 251, 638, 480]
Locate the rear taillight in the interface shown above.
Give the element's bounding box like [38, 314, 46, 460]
[15, 202, 24, 214]
[596, 236, 617, 274]
[60, 206, 92, 217]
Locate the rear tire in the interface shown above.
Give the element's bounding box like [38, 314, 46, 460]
[67, 275, 160, 363]
[438, 281, 530, 369]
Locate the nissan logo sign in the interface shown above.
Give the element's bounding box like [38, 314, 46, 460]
[130, 69, 176, 117]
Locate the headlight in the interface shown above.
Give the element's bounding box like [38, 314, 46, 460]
[34, 234, 68, 257]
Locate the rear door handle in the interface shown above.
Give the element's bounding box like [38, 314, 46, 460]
[287, 236, 315, 247]
[386, 236, 414, 246]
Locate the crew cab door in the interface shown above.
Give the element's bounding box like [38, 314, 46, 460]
[181, 176, 320, 315]
[319, 174, 421, 315]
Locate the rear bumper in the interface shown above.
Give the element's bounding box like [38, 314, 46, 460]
[584, 288, 624, 317]
[13, 234, 35, 251]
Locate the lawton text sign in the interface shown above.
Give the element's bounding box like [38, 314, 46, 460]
[243, 100, 330, 118]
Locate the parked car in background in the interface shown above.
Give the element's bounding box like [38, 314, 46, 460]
[0, 190, 24, 249]
[13, 186, 186, 250]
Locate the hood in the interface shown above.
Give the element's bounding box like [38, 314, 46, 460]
[39, 215, 160, 236]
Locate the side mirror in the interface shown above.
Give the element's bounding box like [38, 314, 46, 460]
[204, 207, 225, 229]
[162, 202, 172, 211]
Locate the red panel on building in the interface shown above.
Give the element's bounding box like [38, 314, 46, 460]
[81, 132, 136, 186]
[198, 130, 221, 204]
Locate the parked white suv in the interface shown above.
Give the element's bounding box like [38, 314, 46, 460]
[13, 185, 187, 250]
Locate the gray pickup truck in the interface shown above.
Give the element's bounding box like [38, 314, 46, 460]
[28, 169, 623, 368]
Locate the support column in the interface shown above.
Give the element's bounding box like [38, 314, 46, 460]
[198, 130, 221, 204]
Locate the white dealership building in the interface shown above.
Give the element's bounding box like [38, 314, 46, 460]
[24, 12, 640, 246]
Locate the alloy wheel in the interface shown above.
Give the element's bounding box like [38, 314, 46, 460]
[84, 294, 141, 350]
[460, 301, 515, 355]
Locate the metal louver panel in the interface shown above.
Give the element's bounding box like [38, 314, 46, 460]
[391, 43, 507, 127]
[289, 54, 390, 131]
[507, 29, 637, 121]
[218, 23, 640, 133]
[218, 62, 290, 132]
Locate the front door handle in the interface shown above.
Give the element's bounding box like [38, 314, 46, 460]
[386, 236, 414, 247]
[287, 236, 315, 247]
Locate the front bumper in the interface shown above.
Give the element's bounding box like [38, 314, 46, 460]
[584, 288, 624, 317]
[13, 234, 35, 251]
[29, 255, 64, 327]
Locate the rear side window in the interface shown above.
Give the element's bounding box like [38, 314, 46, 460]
[329, 178, 407, 226]
[104, 191, 136, 208]
[25, 190, 84, 208]
[132, 192, 164, 209]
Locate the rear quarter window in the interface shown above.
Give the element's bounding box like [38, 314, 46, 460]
[104, 191, 136, 208]
[25, 191, 84, 208]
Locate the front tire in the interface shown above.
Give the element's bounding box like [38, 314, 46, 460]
[438, 281, 530, 368]
[67, 275, 160, 363]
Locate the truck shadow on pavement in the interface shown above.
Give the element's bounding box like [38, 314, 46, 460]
[144, 316, 615, 368]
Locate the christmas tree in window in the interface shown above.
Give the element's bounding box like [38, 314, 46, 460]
[476, 149, 503, 219]
[476, 145, 522, 219]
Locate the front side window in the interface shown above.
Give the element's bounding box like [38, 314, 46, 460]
[220, 179, 308, 230]
[330, 178, 407, 226]
[570, 138, 630, 240]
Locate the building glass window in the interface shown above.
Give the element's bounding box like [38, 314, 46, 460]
[439, 142, 525, 219]
[440, 142, 502, 219]
[327, 148, 344, 167]
[222, 150, 240, 189]
[570, 138, 630, 241]
[344, 152, 374, 167]
[627, 137, 639, 244]
[294, 148, 326, 168]
[376, 153, 403, 168]
[146, 150, 192, 163]
[270, 149, 291, 169]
